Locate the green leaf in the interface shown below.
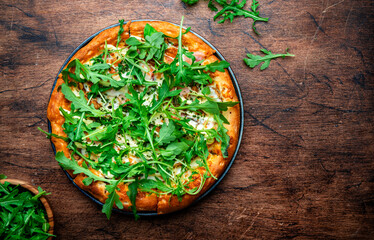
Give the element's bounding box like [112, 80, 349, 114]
[161, 141, 190, 160]
[243, 48, 295, 70]
[204, 60, 230, 72]
[208, 0, 218, 11]
[0, 177, 55, 239]
[174, 100, 220, 114]
[216, 101, 239, 111]
[144, 23, 158, 38]
[149, 81, 181, 113]
[55, 152, 111, 184]
[214, 115, 230, 158]
[125, 37, 142, 46]
[183, 0, 268, 34]
[138, 179, 171, 192]
[182, 0, 199, 5]
[0, 174, 7, 180]
[117, 19, 125, 47]
[126, 181, 139, 220]
[61, 84, 105, 117]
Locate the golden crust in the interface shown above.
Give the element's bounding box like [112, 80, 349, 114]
[47, 21, 240, 215]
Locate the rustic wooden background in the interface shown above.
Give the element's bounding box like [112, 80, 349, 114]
[0, 0, 373, 239]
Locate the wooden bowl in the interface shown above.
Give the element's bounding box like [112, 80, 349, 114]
[0, 179, 54, 239]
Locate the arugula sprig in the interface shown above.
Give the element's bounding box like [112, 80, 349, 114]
[43, 17, 238, 221]
[183, 0, 268, 34]
[0, 175, 55, 239]
[126, 24, 168, 62]
[243, 48, 294, 70]
[157, 16, 230, 87]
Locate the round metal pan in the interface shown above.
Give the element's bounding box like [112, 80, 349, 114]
[47, 19, 244, 216]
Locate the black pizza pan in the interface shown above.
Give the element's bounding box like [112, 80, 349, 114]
[47, 19, 244, 217]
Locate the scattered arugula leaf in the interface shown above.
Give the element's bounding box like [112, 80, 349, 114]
[243, 48, 294, 70]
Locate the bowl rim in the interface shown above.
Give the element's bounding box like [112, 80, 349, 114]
[47, 19, 244, 216]
[0, 179, 54, 238]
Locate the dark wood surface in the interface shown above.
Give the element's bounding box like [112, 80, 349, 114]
[1, 0, 373, 239]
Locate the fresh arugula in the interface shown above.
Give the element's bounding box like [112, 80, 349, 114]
[61, 84, 105, 117]
[62, 59, 115, 86]
[182, 0, 268, 34]
[174, 99, 238, 115]
[156, 121, 177, 146]
[243, 48, 294, 70]
[56, 152, 114, 184]
[0, 175, 55, 239]
[38, 127, 68, 141]
[149, 81, 181, 113]
[117, 19, 125, 47]
[102, 177, 125, 220]
[182, 0, 199, 4]
[126, 181, 139, 220]
[126, 24, 168, 62]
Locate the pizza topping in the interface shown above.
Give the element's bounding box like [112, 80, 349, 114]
[47, 17, 238, 219]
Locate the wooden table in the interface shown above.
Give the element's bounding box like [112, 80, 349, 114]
[1, 0, 373, 239]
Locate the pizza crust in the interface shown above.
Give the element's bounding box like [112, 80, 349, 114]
[47, 20, 240, 214]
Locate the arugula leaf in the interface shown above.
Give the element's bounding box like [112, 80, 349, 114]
[144, 23, 158, 37]
[243, 48, 295, 70]
[62, 59, 115, 85]
[138, 179, 172, 193]
[45, 16, 238, 221]
[117, 19, 125, 47]
[149, 81, 181, 113]
[126, 37, 142, 46]
[156, 121, 177, 146]
[182, 0, 199, 4]
[61, 84, 105, 117]
[37, 126, 72, 142]
[126, 181, 139, 220]
[174, 100, 220, 114]
[0, 177, 55, 239]
[214, 115, 230, 158]
[183, 0, 268, 34]
[202, 60, 230, 72]
[55, 151, 112, 184]
[125, 24, 167, 62]
[102, 177, 124, 220]
[208, 0, 218, 11]
[216, 101, 239, 111]
[161, 141, 190, 160]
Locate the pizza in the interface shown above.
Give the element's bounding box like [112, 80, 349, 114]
[47, 18, 240, 218]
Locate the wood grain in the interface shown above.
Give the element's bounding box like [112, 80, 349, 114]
[0, 0, 373, 239]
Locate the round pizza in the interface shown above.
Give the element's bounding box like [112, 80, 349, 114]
[47, 18, 240, 218]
